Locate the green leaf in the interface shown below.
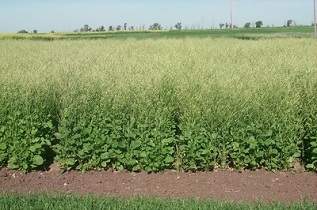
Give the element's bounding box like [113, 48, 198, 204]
[83, 127, 92, 135]
[29, 143, 42, 152]
[100, 153, 109, 160]
[54, 133, 62, 139]
[8, 157, 19, 169]
[140, 151, 147, 158]
[306, 164, 315, 169]
[0, 143, 7, 150]
[31, 128, 38, 136]
[130, 140, 141, 148]
[293, 152, 301, 158]
[132, 165, 141, 172]
[162, 138, 174, 145]
[101, 161, 108, 168]
[32, 155, 44, 166]
[232, 142, 239, 150]
[73, 134, 81, 139]
[264, 130, 273, 137]
[65, 158, 77, 166]
[116, 164, 124, 171]
[312, 148, 317, 155]
[0, 126, 5, 133]
[46, 121, 53, 129]
[200, 149, 209, 155]
[164, 156, 174, 163]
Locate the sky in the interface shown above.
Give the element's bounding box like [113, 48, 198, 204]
[0, 0, 314, 32]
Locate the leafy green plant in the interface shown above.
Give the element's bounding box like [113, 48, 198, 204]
[0, 38, 316, 172]
[55, 79, 179, 172]
[0, 83, 59, 170]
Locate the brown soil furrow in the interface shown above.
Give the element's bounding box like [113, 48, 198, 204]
[0, 168, 316, 203]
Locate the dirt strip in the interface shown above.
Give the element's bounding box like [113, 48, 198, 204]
[0, 168, 316, 203]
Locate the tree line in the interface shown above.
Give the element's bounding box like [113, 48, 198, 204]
[17, 19, 304, 34]
[73, 20, 299, 33]
[73, 22, 182, 32]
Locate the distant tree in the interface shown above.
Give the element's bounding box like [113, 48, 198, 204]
[255, 21, 263, 28]
[96, 26, 105, 32]
[174, 22, 182, 30]
[287, 19, 295, 27]
[219, 23, 225, 29]
[50, 30, 55, 33]
[108, 26, 113, 31]
[33, 30, 38, 34]
[124, 23, 128, 31]
[80, 24, 92, 32]
[244, 22, 251, 28]
[116, 25, 122, 31]
[17, 29, 28, 34]
[149, 23, 162, 30]
[129, 26, 134, 31]
[225, 23, 230, 29]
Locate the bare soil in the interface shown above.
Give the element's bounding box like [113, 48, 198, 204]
[0, 167, 316, 203]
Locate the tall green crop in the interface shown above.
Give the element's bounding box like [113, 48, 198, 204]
[0, 38, 316, 171]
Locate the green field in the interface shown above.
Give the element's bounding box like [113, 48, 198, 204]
[0, 194, 316, 210]
[0, 33, 317, 172]
[0, 26, 315, 41]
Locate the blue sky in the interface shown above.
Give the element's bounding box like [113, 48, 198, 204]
[0, 0, 314, 32]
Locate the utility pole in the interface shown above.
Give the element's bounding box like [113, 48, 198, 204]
[314, 0, 317, 38]
[230, 0, 233, 29]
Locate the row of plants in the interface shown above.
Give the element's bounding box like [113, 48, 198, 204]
[0, 77, 316, 172]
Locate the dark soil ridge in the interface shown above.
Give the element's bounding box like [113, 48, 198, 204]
[1, 167, 317, 203]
